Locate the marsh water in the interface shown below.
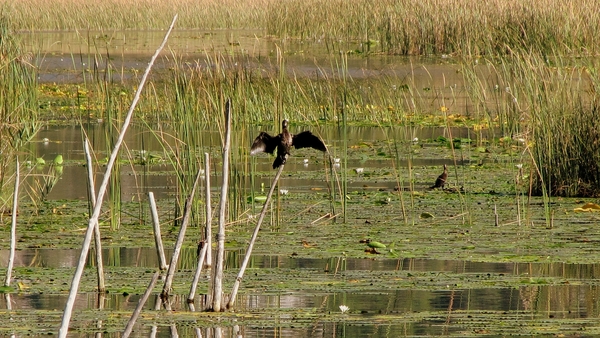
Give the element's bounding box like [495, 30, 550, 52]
[3, 30, 600, 337]
[35, 123, 483, 201]
[3, 247, 600, 337]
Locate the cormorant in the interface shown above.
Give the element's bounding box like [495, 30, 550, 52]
[250, 119, 326, 168]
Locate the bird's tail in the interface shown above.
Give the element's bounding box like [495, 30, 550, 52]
[273, 156, 286, 169]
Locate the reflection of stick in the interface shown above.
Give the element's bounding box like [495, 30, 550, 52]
[148, 192, 168, 270]
[211, 100, 232, 312]
[5, 159, 19, 287]
[122, 271, 160, 338]
[58, 15, 178, 338]
[84, 139, 105, 291]
[227, 161, 286, 309]
[162, 168, 203, 297]
[5, 294, 11, 311]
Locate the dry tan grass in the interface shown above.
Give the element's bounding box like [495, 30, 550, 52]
[5, 0, 600, 55]
[6, 0, 269, 30]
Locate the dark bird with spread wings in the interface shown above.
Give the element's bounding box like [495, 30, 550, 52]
[250, 119, 327, 169]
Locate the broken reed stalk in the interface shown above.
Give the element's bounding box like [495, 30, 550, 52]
[4, 159, 19, 287]
[122, 271, 160, 338]
[227, 161, 286, 309]
[161, 168, 204, 297]
[83, 138, 105, 292]
[57, 15, 178, 338]
[204, 152, 212, 268]
[324, 153, 338, 217]
[494, 204, 499, 227]
[188, 240, 208, 302]
[210, 99, 232, 312]
[148, 192, 168, 270]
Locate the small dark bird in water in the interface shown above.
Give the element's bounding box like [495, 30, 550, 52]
[430, 164, 448, 189]
[250, 119, 327, 168]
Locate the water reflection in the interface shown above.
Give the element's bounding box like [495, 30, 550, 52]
[1, 249, 599, 336]
[0, 283, 598, 337]
[20, 30, 465, 86]
[4, 247, 600, 279]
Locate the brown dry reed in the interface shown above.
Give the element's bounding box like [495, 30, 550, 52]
[5, 0, 600, 56]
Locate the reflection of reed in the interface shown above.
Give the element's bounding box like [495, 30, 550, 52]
[519, 285, 539, 312]
[444, 289, 455, 335]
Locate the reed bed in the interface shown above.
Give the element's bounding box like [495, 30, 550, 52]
[463, 52, 600, 197]
[0, 16, 39, 208]
[158, 53, 447, 128]
[7, 0, 600, 56]
[5, 0, 267, 31]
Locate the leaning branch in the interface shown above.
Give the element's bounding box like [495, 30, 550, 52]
[227, 159, 286, 309]
[58, 15, 178, 338]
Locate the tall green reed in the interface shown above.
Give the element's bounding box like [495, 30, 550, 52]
[0, 15, 40, 207]
[463, 51, 600, 202]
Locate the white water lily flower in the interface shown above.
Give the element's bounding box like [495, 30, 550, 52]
[339, 305, 349, 313]
[280, 189, 288, 195]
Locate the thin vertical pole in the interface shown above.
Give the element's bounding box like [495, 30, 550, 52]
[204, 153, 212, 267]
[4, 159, 19, 287]
[210, 99, 232, 312]
[83, 138, 105, 291]
[148, 192, 168, 270]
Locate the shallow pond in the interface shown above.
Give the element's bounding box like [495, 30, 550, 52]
[2, 29, 600, 337]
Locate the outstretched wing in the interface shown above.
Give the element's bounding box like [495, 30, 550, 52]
[292, 131, 327, 152]
[250, 132, 279, 155]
